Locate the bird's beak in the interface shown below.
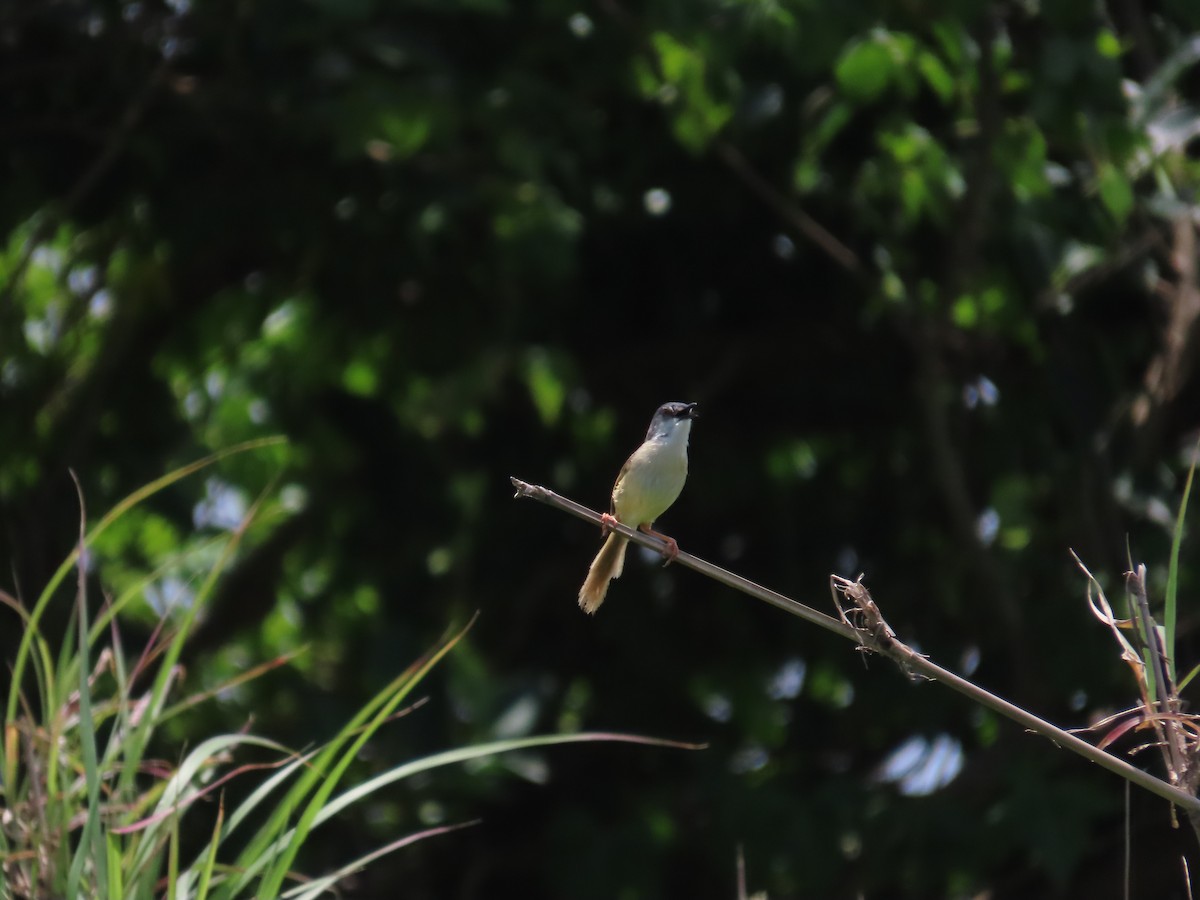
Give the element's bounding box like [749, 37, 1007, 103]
[685, 403, 699, 419]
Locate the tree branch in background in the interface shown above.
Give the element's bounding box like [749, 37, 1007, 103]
[1132, 218, 1200, 457]
[890, 13, 1030, 684]
[511, 476, 1200, 829]
[595, 0, 865, 281]
[1035, 227, 1163, 311]
[712, 140, 866, 279]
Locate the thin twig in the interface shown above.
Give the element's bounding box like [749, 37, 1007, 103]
[511, 476, 1200, 815]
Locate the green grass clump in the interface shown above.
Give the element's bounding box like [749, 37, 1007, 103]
[1, 441, 690, 898]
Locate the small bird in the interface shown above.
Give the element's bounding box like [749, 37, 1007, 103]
[578, 401, 699, 614]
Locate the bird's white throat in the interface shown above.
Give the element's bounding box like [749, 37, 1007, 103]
[650, 418, 692, 448]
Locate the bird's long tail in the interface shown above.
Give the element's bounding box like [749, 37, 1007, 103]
[578, 533, 628, 614]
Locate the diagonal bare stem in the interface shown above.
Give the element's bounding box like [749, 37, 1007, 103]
[511, 476, 1200, 817]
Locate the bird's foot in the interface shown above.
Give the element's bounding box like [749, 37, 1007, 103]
[599, 512, 620, 537]
[639, 525, 679, 565]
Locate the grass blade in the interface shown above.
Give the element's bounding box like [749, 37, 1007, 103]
[195, 793, 225, 900]
[281, 821, 480, 900]
[4, 437, 287, 736]
[1165, 440, 1198, 681]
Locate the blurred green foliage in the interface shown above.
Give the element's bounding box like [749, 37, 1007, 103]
[4, 0, 1200, 896]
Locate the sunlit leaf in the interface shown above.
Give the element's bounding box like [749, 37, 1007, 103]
[917, 51, 955, 103]
[835, 38, 894, 102]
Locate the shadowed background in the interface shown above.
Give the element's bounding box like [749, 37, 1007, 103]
[4, 0, 1200, 896]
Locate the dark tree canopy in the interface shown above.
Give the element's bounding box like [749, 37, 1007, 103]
[4, 0, 1200, 896]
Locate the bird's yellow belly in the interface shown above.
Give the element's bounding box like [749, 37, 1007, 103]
[612, 451, 687, 527]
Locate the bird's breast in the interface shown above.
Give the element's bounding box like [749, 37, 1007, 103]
[611, 440, 689, 526]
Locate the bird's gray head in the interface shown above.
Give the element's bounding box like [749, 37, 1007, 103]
[646, 401, 699, 441]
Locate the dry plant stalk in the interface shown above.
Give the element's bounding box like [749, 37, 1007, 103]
[1074, 553, 1200, 840]
[830, 574, 927, 681]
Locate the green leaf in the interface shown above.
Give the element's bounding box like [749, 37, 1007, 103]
[331, 83, 440, 162]
[1179, 660, 1200, 694]
[835, 38, 894, 103]
[917, 51, 955, 103]
[899, 168, 927, 222]
[342, 357, 379, 397]
[1095, 29, 1122, 59]
[652, 31, 696, 86]
[523, 348, 568, 426]
[951, 295, 978, 328]
[815, 102, 852, 146]
[996, 120, 1051, 200]
[792, 157, 820, 193]
[1000, 527, 1031, 550]
[649, 32, 733, 153]
[1097, 162, 1134, 225]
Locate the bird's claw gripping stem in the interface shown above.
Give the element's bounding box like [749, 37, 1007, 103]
[639, 524, 679, 566]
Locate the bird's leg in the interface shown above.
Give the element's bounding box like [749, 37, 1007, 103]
[639, 524, 679, 565]
[599, 512, 620, 537]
